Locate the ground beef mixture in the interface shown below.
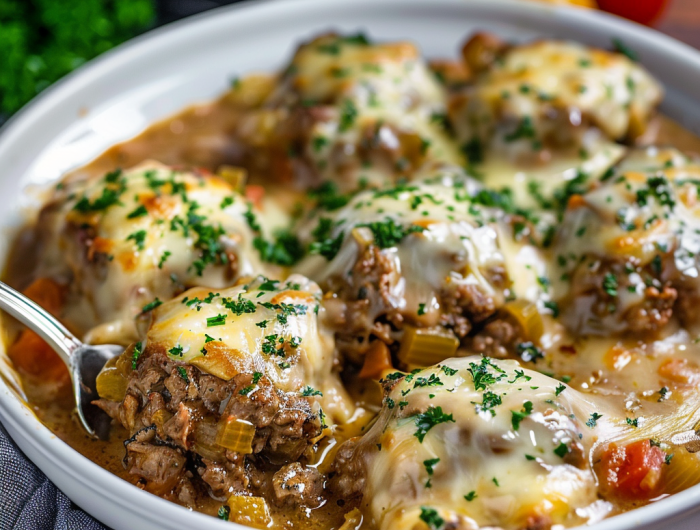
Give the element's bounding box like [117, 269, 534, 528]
[94, 348, 324, 507]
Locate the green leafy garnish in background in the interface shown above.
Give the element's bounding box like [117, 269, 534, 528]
[0, 0, 155, 124]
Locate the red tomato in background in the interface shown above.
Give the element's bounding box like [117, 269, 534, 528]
[597, 0, 670, 26]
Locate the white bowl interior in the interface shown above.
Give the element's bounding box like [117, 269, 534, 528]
[2, 0, 700, 528]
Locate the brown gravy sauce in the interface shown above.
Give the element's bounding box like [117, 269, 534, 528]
[5, 86, 700, 527]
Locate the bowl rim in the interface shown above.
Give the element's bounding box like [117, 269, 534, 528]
[2, 0, 700, 529]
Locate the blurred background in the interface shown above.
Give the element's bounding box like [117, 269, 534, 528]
[0, 0, 696, 127]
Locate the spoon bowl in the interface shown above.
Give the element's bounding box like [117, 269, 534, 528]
[0, 281, 122, 439]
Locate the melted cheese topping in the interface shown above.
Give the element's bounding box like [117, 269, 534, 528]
[36, 161, 285, 344]
[297, 169, 519, 323]
[348, 357, 618, 530]
[145, 274, 352, 422]
[262, 33, 463, 191]
[450, 40, 662, 157]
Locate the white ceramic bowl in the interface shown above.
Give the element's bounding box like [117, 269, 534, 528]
[2, 1, 700, 528]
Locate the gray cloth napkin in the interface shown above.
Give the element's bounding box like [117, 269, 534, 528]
[0, 422, 108, 530]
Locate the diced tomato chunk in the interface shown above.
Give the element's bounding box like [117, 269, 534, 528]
[597, 439, 666, 500]
[245, 184, 266, 209]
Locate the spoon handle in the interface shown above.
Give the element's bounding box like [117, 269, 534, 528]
[0, 281, 81, 365]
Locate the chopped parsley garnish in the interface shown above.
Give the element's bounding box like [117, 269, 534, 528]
[258, 279, 279, 291]
[359, 218, 424, 249]
[462, 137, 483, 165]
[204, 334, 217, 343]
[417, 303, 427, 316]
[544, 300, 559, 318]
[464, 491, 477, 502]
[555, 383, 566, 396]
[412, 406, 456, 443]
[423, 457, 440, 476]
[440, 366, 458, 377]
[474, 391, 502, 417]
[602, 273, 618, 297]
[516, 342, 545, 363]
[141, 298, 162, 313]
[176, 366, 189, 383]
[126, 204, 148, 219]
[223, 294, 257, 316]
[504, 116, 536, 142]
[301, 386, 323, 397]
[419, 507, 444, 530]
[554, 442, 569, 458]
[626, 417, 639, 428]
[509, 369, 531, 383]
[254, 230, 304, 266]
[73, 173, 125, 212]
[308, 182, 351, 211]
[262, 334, 286, 357]
[131, 342, 143, 370]
[338, 99, 358, 132]
[168, 344, 184, 357]
[468, 357, 505, 391]
[309, 230, 344, 261]
[413, 374, 443, 388]
[239, 372, 263, 396]
[206, 314, 227, 327]
[217, 506, 230, 521]
[511, 401, 533, 431]
[126, 230, 147, 250]
[158, 250, 172, 269]
[586, 412, 603, 428]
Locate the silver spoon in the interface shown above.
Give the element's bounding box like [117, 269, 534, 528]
[0, 280, 122, 440]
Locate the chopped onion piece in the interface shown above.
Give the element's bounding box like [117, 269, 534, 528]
[95, 361, 128, 401]
[503, 299, 544, 341]
[397, 326, 459, 369]
[216, 416, 256, 454]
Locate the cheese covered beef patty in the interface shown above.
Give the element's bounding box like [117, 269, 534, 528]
[552, 148, 700, 336]
[331, 357, 618, 530]
[297, 168, 551, 367]
[449, 36, 662, 165]
[94, 275, 351, 516]
[237, 33, 463, 192]
[34, 162, 286, 345]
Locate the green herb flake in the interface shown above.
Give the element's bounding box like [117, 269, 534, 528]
[131, 342, 143, 370]
[586, 412, 603, 428]
[419, 506, 444, 530]
[412, 407, 455, 443]
[206, 314, 227, 327]
[511, 401, 534, 431]
[127, 204, 148, 219]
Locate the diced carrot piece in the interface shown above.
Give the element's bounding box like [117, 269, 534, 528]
[6, 278, 68, 383]
[597, 440, 666, 500]
[658, 358, 700, 385]
[359, 341, 393, 379]
[8, 329, 69, 383]
[23, 277, 64, 315]
[566, 194, 587, 210]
